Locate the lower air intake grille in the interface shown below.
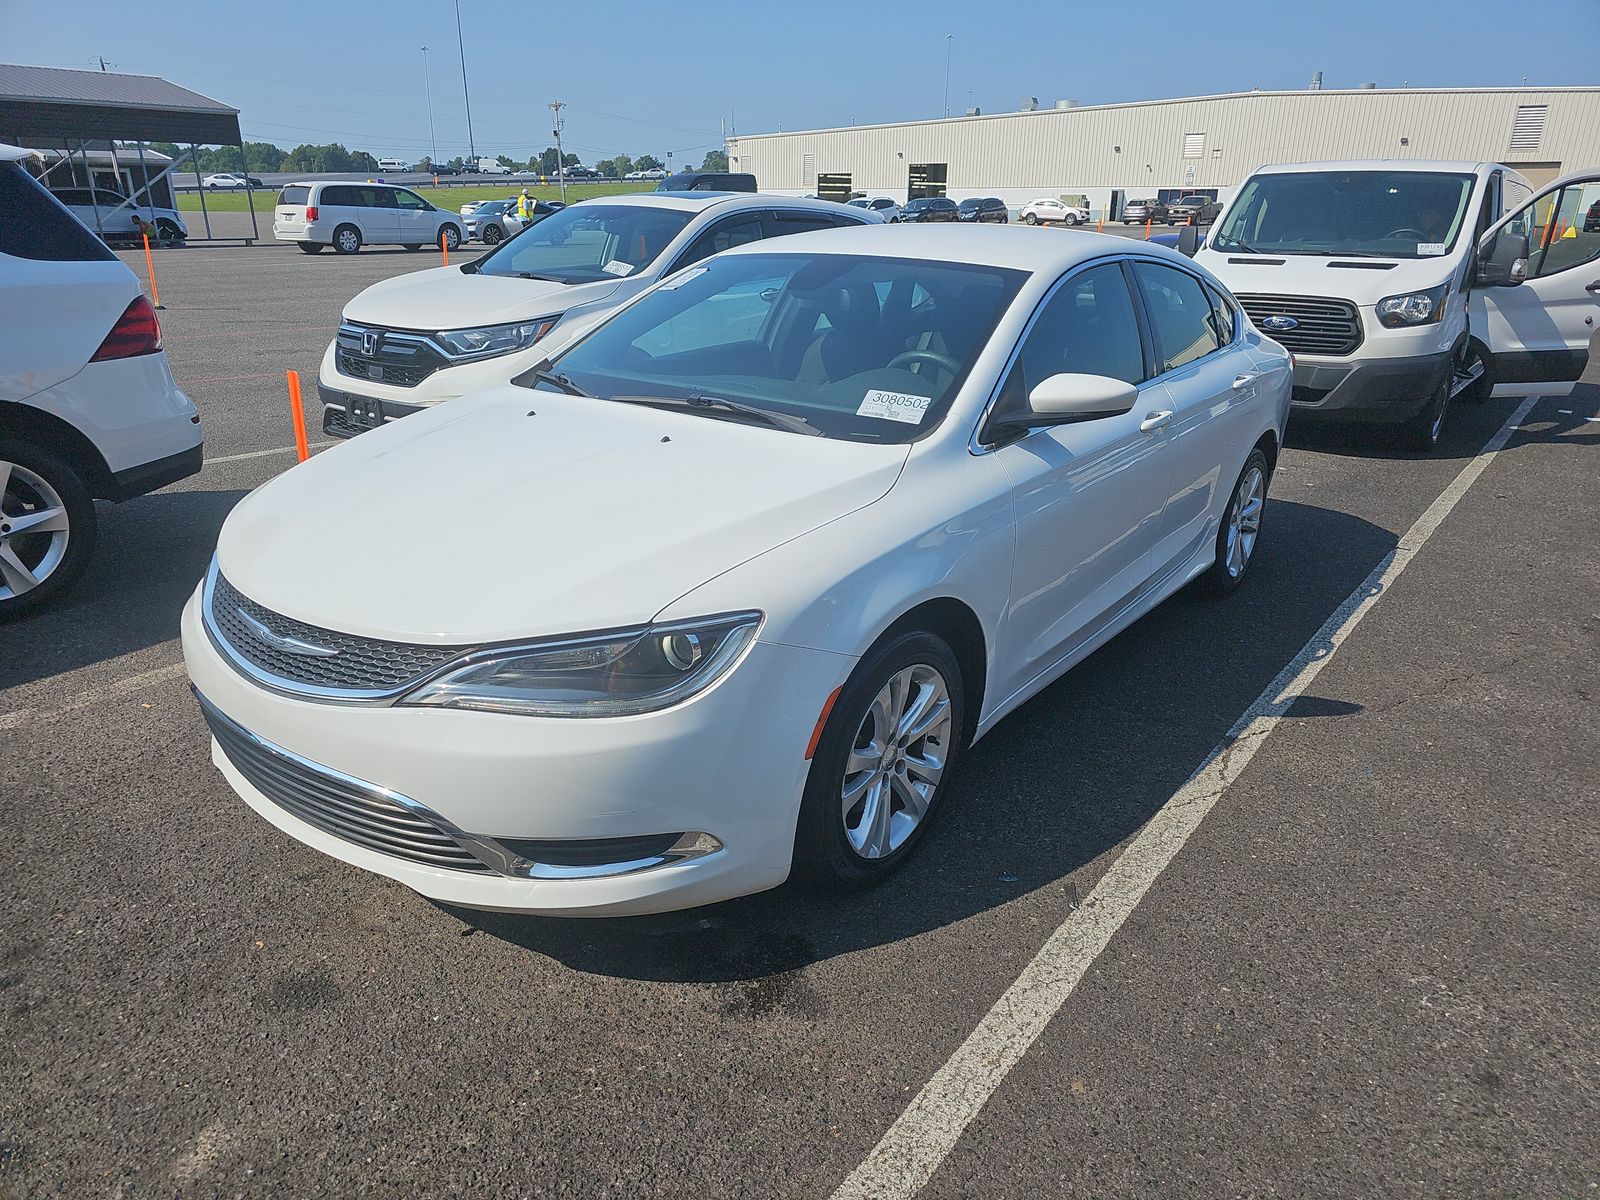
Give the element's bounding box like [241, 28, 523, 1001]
[199, 695, 496, 874]
[1235, 292, 1363, 357]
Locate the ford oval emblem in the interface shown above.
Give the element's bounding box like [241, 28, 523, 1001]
[1261, 315, 1299, 332]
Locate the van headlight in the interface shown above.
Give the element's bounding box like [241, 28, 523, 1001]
[433, 317, 560, 360]
[399, 613, 762, 716]
[1375, 284, 1449, 328]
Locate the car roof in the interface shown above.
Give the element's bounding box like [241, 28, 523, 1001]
[718, 223, 1194, 274]
[593, 191, 862, 216]
[0, 141, 38, 163]
[1254, 158, 1494, 175]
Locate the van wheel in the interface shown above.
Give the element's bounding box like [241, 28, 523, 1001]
[794, 631, 965, 889]
[440, 224, 462, 251]
[332, 225, 362, 254]
[0, 440, 96, 620]
[1454, 339, 1493, 404]
[1198, 449, 1269, 596]
[297, 242, 324, 254]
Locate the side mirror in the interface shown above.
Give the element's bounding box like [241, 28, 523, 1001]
[1176, 225, 1201, 257]
[1476, 230, 1529, 287]
[987, 373, 1139, 436]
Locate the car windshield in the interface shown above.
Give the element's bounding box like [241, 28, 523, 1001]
[958, 199, 982, 210]
[473, 202, 695, 282]
[533, 252, 1026, 443]
[1212, 170, 1475, 258]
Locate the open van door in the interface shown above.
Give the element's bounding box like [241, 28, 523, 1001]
[1472, 170, 1600, 395]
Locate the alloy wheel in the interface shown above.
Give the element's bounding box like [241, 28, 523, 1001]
[841, 664, 953, 859]
[0, 461, 71, 601]
[1224, 464, 1265, 579]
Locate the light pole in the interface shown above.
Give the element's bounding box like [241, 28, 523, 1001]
[454, 0, 476, 168]
[549, 100, 567, 204]
[943, 34, 954, 118]
[421, 46, 438, 171]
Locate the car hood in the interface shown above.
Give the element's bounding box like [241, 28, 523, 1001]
[343, 266, 623, 331]
[216, 388, 909, 644]
[1196, 246, 1464, 306]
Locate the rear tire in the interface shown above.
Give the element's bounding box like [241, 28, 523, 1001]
[794, 631, 965, 890]
[1198, 449, 1269, 596]
[0, 439, 97, 620]
[297, 242, 325, 254]
[332, 225, 362, 254]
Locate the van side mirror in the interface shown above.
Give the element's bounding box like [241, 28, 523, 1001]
[986, 373, 1139, 436]
[1477, 230, 1529, 287]
[1176, 225, 1201, 257]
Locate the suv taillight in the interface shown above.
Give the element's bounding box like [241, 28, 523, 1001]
[90, 295, 163, 362]
[305, 205, 318, 221]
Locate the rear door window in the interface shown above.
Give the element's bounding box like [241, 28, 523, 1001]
[1, 164, 116, 262]
[673, 213, 767, 269]
[1132, 261, 1221, 372]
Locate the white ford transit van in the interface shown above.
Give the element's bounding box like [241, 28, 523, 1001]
[1192, 160, 1600, 449]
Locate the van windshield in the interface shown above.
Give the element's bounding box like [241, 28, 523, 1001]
[473, 202, 694, 283]
[1212, 170, 1475, 259]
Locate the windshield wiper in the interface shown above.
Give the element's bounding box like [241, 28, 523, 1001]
[1215, 239, 1270, 255]
[514, 271, 566, 282]
[617, 394, 823, 437]
[530, 369, 595, 397]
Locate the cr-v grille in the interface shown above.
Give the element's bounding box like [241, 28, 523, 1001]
[198, 694, 495, 873]
[207, 570, 471, 696]
[335, 323, 448, 389]
[1235, 293, 1363, 357]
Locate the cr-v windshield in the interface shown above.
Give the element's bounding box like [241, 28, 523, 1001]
[530, 252, 1026, 443]
[1212, 170, 1475, 259]
[473, 203, 694, 282]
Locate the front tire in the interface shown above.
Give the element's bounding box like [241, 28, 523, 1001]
[1198, 449, 1269, 596]
[1454, 339, 1493, 404]
[1401, 373, 1451, 452]
[794, 631, 965, 889]
[332, 224, 362, 254]
[1064, 213, 1080, 226]
[481, 223, 504, 246]
[156, 219, 184, 243]
[440, 224, 462, 251]
[0, 440, 96, 620]
[1023, 212, 1038, 225]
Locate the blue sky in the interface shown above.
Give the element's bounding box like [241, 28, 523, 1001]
[5, 0, 1597, 164]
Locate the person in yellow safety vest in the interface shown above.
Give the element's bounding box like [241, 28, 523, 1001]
[517, 189, 533, 221]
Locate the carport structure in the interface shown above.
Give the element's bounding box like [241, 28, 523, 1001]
[0, 62, 257, 244]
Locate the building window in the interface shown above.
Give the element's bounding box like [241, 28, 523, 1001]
[1182, 133, 1205, 159]
[908, 162, 948, 199]
[1509, 105, 1548, 153]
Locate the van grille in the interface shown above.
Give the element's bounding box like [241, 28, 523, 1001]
[1235, 293, 1363, 357]
[198, 694, 495, 874]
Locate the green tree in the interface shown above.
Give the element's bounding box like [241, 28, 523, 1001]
[699, 149, 729, 172]
[635, 154, 664, 171]
[447, 156, 467, 172]
[495, 154, 517, 169]
[601, 155, 634, 178]
[535, 146, 561, 174]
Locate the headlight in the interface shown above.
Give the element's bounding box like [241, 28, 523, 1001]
[432, 317, 560, 360]
[399, 612, 762, 716]
[1375, 284, 1449, 328]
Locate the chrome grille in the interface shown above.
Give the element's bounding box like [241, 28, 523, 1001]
[1235, 293, 1363, 357]
[207, 570, 471, 696]
[334, 323, 448, 390]
[199, 694, 495, 873]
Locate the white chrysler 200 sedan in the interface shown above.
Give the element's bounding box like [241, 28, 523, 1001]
[182, 226, 1291, 917]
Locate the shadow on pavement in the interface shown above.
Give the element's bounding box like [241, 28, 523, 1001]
[453, 492, 1404, 983]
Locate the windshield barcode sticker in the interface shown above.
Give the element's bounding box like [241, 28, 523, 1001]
[858, 389, 932, 424]
[1417, 242, 1447, 256]
[602, 259, 634, 276]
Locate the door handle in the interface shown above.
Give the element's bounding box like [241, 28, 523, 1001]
[1140, 410, 1174, 434]
[1231, 373, 1258, 390]
[1585, 279, 1600, 294]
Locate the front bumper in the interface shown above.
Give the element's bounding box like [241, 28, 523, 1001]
[180, 588, 854, 915]
[1289, 350, 1453, 424]
[315, 337, 548, 427]
[318, 381, 426, 439]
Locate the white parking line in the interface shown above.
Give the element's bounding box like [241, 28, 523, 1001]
[830, 395, 1541, 1200]
[204, 441, 331, 466]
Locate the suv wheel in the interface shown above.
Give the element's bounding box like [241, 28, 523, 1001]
[0, 440, 97, 619]
[482, 223, 504, 246]
[332, 225, 362, 254]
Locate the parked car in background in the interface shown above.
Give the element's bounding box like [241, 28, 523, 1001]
[1584, 197, 1600, 232]
[898, 196, 960, 223]
[1168, 195, 1221, 225]
[657, 171, 757, 192]
[463, 198, 557, 245]
[186, 225, 1289, 915]
[564, 165, 601, 180]
[1020, 197, 1089, 226]
[273, 181, 464, 255]
[1, 144, 202, 618]
[638, 168, 670, 181]
[431, 164, 462, 176]
[958, 197, 1009, 224]
[1122, 198, 1169, 225]
[476, 160, 511, 175]
[376, 159, 410, 173]
[316, 193, 874, 438]
[202, 172, 264, 190]
[848, 196, 901, 222]
[49, 187, 188, 244]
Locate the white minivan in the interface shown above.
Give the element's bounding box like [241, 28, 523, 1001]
[273, 181, 464, 255]
[1, 144, 203, 617]
[1192, 160, 1600, 449]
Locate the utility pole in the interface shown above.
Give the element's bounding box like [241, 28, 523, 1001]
[421, 47, 438, 171]
[943, 34, 954, 118]
[454, 0, 476, 167]
[549, 100, 567, 204]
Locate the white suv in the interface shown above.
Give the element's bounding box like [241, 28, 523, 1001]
[318, 194, 874, 437]
[1, 144, 203, 617]
[50, 186, 189, 243]
[1019, 197, 1090, 226]
[273, 181, 464, 254]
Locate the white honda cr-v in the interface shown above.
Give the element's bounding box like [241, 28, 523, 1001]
[0, 144, 203, 618]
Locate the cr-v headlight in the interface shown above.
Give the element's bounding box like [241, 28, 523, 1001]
[399, 613, 762, 716]
[1375, 284, 1449, 328]
[433, 317, 559, 360]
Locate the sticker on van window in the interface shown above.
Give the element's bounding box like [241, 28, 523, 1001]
[1417, 242, 1447, 256]
[602, 259, 635, 276]
[857, 389, 932, 424]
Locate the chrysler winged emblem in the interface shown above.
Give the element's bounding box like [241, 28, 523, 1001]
[236, 608, 340, 657]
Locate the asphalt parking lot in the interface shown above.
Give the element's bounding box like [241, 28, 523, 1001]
[2, 234, 1597, 1199]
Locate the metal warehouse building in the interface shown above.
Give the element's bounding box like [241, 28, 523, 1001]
[727, 86, 1600, 219]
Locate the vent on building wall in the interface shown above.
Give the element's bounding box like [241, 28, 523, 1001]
[1510, 105, 1548, 152]
[1182, 132, 1205, 159]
